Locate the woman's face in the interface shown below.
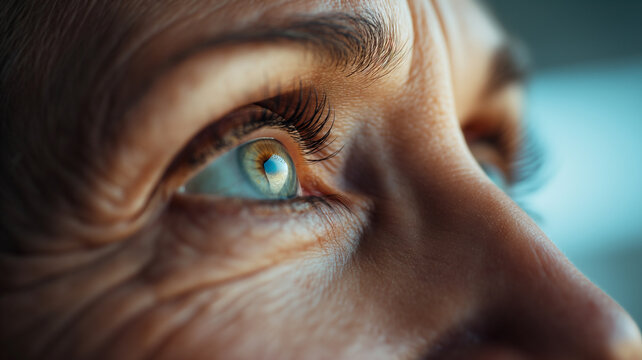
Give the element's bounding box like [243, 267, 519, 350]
[1, 0, 641, 359]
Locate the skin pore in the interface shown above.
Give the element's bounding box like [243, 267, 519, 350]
[1, 0, 641, 359]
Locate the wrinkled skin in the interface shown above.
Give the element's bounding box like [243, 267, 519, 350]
[1, 0, 641, 359]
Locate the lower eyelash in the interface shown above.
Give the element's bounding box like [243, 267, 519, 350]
[248, 194, 352, 220]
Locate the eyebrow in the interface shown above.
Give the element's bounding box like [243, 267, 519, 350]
[190, 13, 401, 74]
[485, 39, 531, 96]
[128, 12, 403, 104]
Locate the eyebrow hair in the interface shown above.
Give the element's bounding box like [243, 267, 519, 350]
[177, 12, 403, 75]
[104, 11, 407, 139]
[485, 39, 531, 96]
[126, 12, 404, 108]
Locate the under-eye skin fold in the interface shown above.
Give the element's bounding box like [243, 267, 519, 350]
[184, 138, 299, 200]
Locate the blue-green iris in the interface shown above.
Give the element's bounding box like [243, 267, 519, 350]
[184, 138, 298, 199]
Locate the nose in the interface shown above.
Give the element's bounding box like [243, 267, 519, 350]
[465, 185, 642, 359]
[347, 118, 642, 358]
[397, 147, 642, 358]
[354, 105, 642, 357]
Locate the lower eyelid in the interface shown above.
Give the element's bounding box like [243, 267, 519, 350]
[157, 201, 334, 290]
[165, 192, 361, 254]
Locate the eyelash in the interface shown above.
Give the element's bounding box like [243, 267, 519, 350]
[472, 114, 545, 195]
[252, 87, 340, 163]
[176, 86, 339, 170]
[508, 125, 546, 194]
[501, 124, 546, 218]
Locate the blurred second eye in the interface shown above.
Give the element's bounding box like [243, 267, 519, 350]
[480, 162, 508, 190]
[183, 138, 299, 200]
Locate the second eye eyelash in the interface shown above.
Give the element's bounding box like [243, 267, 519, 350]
[500, 123, 547, 220]
[505, 124, 547, 196]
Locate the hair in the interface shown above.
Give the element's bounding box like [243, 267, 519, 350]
[0, 0, 127, 251]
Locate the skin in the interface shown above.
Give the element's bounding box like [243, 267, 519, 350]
[1, 0, 641, 359]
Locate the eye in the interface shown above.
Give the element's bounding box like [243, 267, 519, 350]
[480, 162, 508, 190]
[182, 138, 299, 200]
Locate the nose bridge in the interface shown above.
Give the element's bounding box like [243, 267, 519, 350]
[375, 111, 642, 356]
[365, 1, 642, 353]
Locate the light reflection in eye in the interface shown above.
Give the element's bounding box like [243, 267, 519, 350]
[183, 138, 298, 199]
[262, 154, 290, 193]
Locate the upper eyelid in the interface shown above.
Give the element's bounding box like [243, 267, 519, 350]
[161, 106, 279, 186]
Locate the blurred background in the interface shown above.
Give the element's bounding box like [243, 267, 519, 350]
[485, 0, 642, 324]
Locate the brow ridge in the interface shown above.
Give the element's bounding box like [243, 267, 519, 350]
[112, 11, 405, 141]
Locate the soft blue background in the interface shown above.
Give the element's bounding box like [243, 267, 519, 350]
[526, 59, 642, 323]
[487, 1, 642, 323]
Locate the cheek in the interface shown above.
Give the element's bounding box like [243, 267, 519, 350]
[0, 234, 156, 359]
[60, 253, 407, 360]
[63, 203, 391, 358]
[140, 261, 425, 360]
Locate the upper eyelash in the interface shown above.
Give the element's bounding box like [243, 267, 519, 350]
[252, 86, 340, 162]
[506, 124, 547, 196]
[503, 124, 547, 221]
[480, 116, 547, 196]
[171, 85, 340, 172]
[164, 86, 346, 215]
